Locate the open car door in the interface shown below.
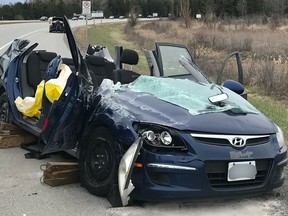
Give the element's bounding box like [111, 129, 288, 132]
[145, 42, 209, 84]
[145, 42, 195, 77]
[41, 16, 93, 154]
[216, 51, 244, 85]
[215, 51, 247, 99]
[155, 42, 195, 77]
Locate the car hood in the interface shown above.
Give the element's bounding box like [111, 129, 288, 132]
[98, 77, 276, 135]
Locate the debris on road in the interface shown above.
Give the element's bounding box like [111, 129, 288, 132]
[41, 162, 80, 187]
[0, 122, 35, 149]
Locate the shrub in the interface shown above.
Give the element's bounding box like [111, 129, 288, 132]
[269, 14, 281, 30]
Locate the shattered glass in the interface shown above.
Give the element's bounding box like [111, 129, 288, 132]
[97, 79, 131, 118]
[114, 76, 259, 116]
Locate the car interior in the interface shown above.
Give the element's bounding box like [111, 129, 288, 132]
[21, 50, 57, 98]
[85, 47, 140, 86]
[21, 48, 140, 92]
[110, 49, 140, 84]
[15, 46, 141, 125]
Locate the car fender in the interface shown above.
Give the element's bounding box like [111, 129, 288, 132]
[0, 80, 6, 96]
[88, 110, 139, 147]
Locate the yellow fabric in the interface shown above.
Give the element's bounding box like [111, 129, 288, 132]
[15, 80, 44, 118]
[14, 64, 72, 118]
[45, 64, 72, 103]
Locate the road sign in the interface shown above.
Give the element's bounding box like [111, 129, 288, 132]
[82, 1, 91, 15]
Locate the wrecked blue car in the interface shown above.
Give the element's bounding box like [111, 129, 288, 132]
[0, 16, 287, 207]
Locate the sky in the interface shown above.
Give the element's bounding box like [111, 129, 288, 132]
[1, 0, 26, 4]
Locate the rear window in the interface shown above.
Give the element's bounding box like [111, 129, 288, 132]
[52, 17, 64, 22]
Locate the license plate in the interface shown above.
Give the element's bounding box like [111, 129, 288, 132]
[227, 161, 257, 182]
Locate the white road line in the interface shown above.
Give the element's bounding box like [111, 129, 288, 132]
[0, 27, 46, 51]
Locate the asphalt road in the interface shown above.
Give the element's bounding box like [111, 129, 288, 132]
[0, 20, 288, 216]
[0, 147, 287, 216]
[0, 18, 126, 56]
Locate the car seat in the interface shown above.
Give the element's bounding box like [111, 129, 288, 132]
[85, 55, 116, 87]
[22, 51, 57, 98]
[110, 49, 140, 84]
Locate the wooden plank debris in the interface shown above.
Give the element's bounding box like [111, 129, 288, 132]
[0, 122, 30, 134]
[41, 162, 80, 187]
[1, 122, 80, 186]
[0, 122, 36, 149]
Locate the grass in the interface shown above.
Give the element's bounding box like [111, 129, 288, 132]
[87, 23, 149, 74]
[87, 23, 121, 58]
[249, 94, 288, 139]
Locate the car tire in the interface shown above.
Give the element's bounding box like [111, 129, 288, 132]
[79, 127, 118, 196]
[0, 93, 12, 123]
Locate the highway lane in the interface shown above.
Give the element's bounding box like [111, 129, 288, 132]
[0, 19, 119, 57]
[0, 18, 151, 57]
[0, 21, 67, 56]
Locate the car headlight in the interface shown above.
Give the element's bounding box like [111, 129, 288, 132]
[275, 125, 285, 149]
[135, 123, 187, 150]
[160, 131, 172, 145]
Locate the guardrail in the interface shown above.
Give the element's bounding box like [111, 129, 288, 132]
[0, 20, 40, 25]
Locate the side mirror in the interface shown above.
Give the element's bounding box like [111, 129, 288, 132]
[223, 80, 244, 94]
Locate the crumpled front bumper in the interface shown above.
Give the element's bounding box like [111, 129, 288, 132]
[119, 136, 287, 203]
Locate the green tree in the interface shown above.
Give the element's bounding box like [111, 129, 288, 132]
[1, 5, 14, 20]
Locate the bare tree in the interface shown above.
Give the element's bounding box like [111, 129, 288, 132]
[181, 0, 191, 28]
[204, 0, 216, 27]
[267, 0, 286, 15]
[237, 0, 247, 20]
[264, 0, 287, 28]
[92, 0, 108, 11]
[128, 7, 140, 27]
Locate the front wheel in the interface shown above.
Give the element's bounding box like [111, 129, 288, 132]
[0, 93, 12, 123]
[79, 127, 118, 196]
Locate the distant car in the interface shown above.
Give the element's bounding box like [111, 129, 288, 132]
[119, 16, 125, 19]
[49, 17, 65, 33]
[40, 16, 48, 21]
[72, 17, 78, 21]
[79, 15, 86, 20]
[109, 16, 114, 19]
[147, 15, 153, 18]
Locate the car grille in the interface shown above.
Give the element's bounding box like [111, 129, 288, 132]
[205, 159, 272, 188]
[193, 136, 270, 146]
